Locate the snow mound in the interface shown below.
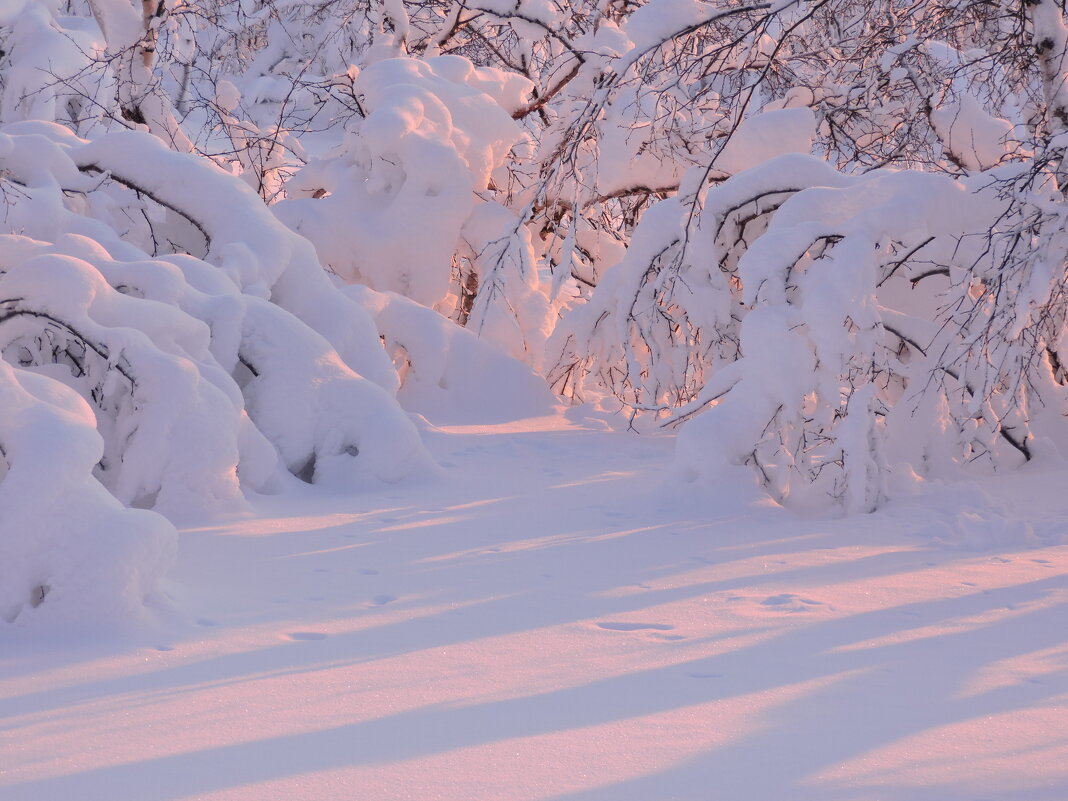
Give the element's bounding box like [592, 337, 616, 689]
[0, 123, 439, 507]
[277, 55, 525, 309]
[276, 55, 549, 364]
[348, 285, 559, 424]
[0, 359, 177, 627]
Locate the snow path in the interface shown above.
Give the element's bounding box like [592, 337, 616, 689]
[2, 413, 1067, 801]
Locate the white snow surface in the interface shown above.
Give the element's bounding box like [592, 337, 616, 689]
[1, 407, 1065, 801]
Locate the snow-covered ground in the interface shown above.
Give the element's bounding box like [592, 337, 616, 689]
[2, 409, 1067, 801]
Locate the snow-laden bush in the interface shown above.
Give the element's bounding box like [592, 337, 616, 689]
[551, 148, 1068, 510]
[347, 284, 559, 424]
[277, 55, 551, 365]
[0, 245, 246, 514]
[0, 122, 434, 497]
[671, 164, 1020, 513]
[0, 358, 176, 626]
[0, 118, 441, 623]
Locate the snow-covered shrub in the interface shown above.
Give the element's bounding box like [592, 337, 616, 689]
[555, 145, 1068, 511]
[0, 358, 176, 626]
[277, 55, 551, 363]
[0, 122, 433, 494]
[0, 246, 245, 515]
[672, 165, 1010, 512]
[0, 117, 436, 623]
[347, 284, 559, 424]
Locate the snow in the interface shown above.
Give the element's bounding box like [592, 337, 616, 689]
[622, 0, 709, 59]
[929, 94, 1012, 171]
[1, 0, 1067, 795]
[1, 407, 1066, 800]
[276, 54, 532, 329]
[0, 249, 248, 518]
[715, 107, 816, 175]
[346, 284, 559, 423]
[0, 359, 176, 628]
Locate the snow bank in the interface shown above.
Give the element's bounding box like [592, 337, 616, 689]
[0, 359, 176, 627]
[0, 117, 447, 624]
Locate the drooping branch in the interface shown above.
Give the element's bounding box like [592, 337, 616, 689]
[76, 163, 212, 251]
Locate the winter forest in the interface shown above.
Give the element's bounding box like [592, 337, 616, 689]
[1, 0, 1067, 798]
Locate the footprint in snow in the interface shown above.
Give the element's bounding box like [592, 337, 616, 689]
[196, 618, 218, 627]
[760, 594, 823, 612]
[371, 594, 396, 606]
[285, 631, 328, 641]
[596, 621, 675, 632]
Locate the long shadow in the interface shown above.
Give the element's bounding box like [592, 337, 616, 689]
[542, 599, 1068, 801]
[3, 423, 1063, 799]
[0, 524, 941, 726]
[0, 446, 819, 702]
[3, 570, 1065, 800]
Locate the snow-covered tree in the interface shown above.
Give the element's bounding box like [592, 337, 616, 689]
[4, 0, 1068, 622]
[542, 0, 1068, 511]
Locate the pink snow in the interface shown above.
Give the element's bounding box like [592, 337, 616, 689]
[1, 412, 1065, 801]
